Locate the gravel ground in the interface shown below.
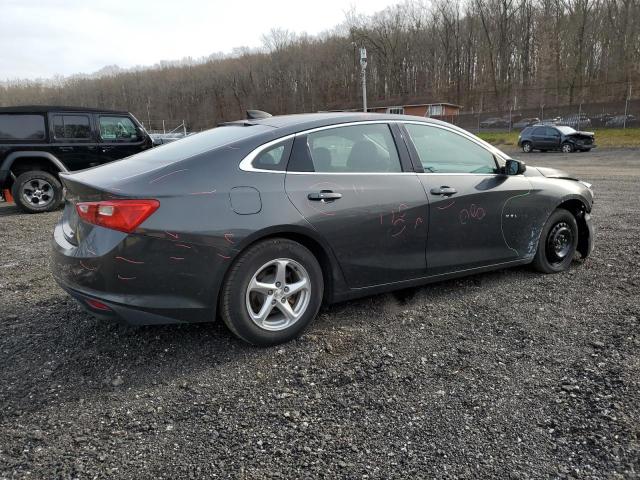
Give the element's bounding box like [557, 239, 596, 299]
[1, 148, 639, 479]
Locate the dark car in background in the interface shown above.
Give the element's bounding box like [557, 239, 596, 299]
[52, 113, 594, 346]
[0, 106, 153, 213]
[557, 113, 592, 130]
[480, 117, 510, 129]
[513, 117, 540, 130]
[518, 124, 596, 153]
[605, 114, 637, 128]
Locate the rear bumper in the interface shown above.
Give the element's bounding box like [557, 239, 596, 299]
[54, 275, 207, 325]
[51, 221, 218, 325]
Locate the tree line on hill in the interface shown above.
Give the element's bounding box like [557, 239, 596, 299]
[0, 0, 638, 131]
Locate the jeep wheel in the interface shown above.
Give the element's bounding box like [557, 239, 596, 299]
[522, 141, 533, 153]
[12, 170, 63, 213]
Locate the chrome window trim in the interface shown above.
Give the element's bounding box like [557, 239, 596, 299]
[238, 120, 508, 174]
[238, 134, 296, 173]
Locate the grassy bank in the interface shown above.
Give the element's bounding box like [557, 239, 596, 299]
[477, 128, 640, 149]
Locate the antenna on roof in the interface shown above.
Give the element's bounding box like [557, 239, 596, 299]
[246, 110, 272, 120]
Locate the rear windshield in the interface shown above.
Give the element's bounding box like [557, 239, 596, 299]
[79, 124, 274, 184]
[137, 124, 272, 162]
[0, 114, 46, 140]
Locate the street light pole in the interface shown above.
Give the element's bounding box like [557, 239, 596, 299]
[360, 48, 367, 113]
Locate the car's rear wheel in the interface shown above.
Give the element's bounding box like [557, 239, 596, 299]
[522, 141, 533, 153]
[561, 142, 574, 153]
[11, 170, 63, 213]
[220, 238, 323, 346]
[532, 209, 578, 273]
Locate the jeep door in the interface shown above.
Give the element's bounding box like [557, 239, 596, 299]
[284, 122, 429, 288]
[49, 113, 102, 170]
[96, 115, 151, 164]
[401, 122, 533, 275]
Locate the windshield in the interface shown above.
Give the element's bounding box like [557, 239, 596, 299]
[557, 126, 577, 135]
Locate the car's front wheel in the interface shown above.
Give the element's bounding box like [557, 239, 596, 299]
[532, 209, 578, 273]
[220, 238, 324, 346]
[561, 142, 574, 153]
[11, 170, 63, 213]
[522, 141, 533, 153]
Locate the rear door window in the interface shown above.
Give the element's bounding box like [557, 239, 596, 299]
[99, 116, 140, 142]
[52, 115, 92, 141]
[532, 127, 546, 135]
[0, 114, 46, 140]
[304, 124, 401, 173]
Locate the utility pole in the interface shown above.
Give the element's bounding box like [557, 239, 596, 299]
[360, 48, 367, 113]
[623, 82, 632, 129]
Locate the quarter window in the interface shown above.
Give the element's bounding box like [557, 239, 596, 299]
[404, 124, 498, 174]
[0, 114, 46, 140]
[252, 142, 290, 171]
[53, 115, 92, 140]
[306, 124, 401, 173]
[99, 116, 140, 142]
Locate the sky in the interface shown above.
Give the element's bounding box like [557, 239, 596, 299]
[0, 0, 397, 81]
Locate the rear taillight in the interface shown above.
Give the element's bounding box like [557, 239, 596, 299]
[76, 199, 160, 233]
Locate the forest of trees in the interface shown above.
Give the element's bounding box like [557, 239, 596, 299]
[1, 0, 638, 130]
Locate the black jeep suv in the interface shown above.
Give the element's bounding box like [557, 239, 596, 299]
[0, 106, 153, 213]
[518, 124, 596, 154]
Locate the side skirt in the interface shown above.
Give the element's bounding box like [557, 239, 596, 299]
[331, 257, 533, 303]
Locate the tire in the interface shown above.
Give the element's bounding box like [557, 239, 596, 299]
[532, 209, 578, 274]
[522, 141, 533, 153]
[220, 238, 324, 346]
[561, 142, 574, 153]
[11, 170, 63, 213]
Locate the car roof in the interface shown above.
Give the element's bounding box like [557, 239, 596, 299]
[223, 111, 449, 135]
[0, 105, 129, 114]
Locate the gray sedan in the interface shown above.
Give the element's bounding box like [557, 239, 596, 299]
[52, 113, 594, 345]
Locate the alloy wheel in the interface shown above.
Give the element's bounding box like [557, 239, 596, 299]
[21, 178, 54, 207]
[245, 258, 311, 331]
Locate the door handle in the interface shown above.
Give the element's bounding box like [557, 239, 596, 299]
[430, 186, 457, 196]
[101, 147, 113, 153]
[308, 190, 342, 201]
[59, 147, 74, 152]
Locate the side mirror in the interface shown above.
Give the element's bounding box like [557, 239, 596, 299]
[505, 158, 526, 175]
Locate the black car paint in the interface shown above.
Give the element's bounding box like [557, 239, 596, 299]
[0, 106, 153, 194]
[51, 113, 594, 326]
[517, 125, 596, 152]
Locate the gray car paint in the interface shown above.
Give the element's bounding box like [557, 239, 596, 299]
[51, 113, 594, 326]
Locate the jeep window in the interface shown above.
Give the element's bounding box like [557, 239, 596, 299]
[99, 116, 140, 142]
[53, 115, 92, 140]
[0, 114, 46, 140]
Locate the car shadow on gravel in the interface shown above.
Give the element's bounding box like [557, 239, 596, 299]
[0, 262, 566, 420]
